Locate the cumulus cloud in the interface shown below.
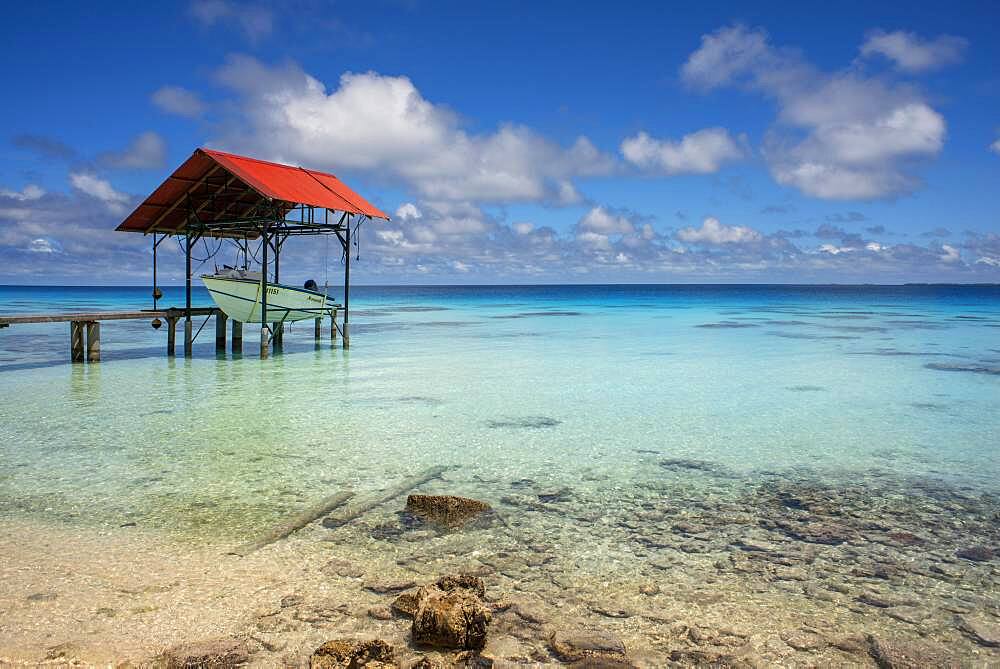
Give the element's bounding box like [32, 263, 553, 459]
[190, 0, 272, 41]
[620, 128, 744, 174]
[860, 30, 967, 72]
[28, 238, 60, 254]
[69, 172, 130, 214]
[0, 184, 44, 201]
[210, 56, 613, 204]
[991, 138, 1000, 155]
[682, 24, 947, 200]
[151, 85, 206, 118]
[577, 206, 635, 235]
[99, 131, 167, 170]
[0, 186, 153, 282]
[676, 217, 762, 244]
[395, 203, 422, 221]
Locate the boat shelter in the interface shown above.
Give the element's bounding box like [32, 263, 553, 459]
[116, 148, 389, 357]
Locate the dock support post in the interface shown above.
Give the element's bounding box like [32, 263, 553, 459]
[166, 317, 177, 357]
[86, 322, 100, 363]
[331, 308, 338, 342]
[215, 311, 227, 353]
[343, 217, 351, 349]
[273, 322, 283, 351]
[70, 321, 84, 363]
[314, 317, 321, 340]
[184, 319, 193, 358]
[184, 230, 193, 359]
[232, 320, 242, 353]
[260, 227, 269, 359]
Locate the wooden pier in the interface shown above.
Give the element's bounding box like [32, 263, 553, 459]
[0, 307, 340, 363]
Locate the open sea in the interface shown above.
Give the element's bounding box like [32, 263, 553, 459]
[1, 283, 999, 665]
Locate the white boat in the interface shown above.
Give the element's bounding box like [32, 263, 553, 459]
[201, 268, 338, 323]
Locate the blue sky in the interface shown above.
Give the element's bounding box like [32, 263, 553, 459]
[1, 0, 998, 284]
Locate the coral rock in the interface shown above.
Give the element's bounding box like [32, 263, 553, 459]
[412, 575, 491, 650]
[405, 495, 492, 528]
[549, 629, 627, 663]
[162, 638, 249, 668]
[310, 639, 394, 669]
[391, 590, 420, 618]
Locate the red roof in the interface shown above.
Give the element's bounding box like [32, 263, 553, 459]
[116, 148, 389, 234]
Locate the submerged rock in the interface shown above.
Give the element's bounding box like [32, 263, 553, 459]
[780, 629, 827, 651]
[391, 590, 421, 618]
[405, 494, 492, 528]
[549, 629, 627, 663]
[162, 638, 249, 669]
[775, 520, 855, 545]
[309, 638, 394, 669]
[955, 546, 994, 562]
[487, 416, 562, 429]
[412, 574, 491, 650]
[659, 458, 735, 478]
[958, 615, 1000, 647]
[866, 636, 956, 669]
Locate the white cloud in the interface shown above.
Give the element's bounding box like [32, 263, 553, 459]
[151, 86, 206, 118]
[395, 203, 422, 221]
[991, 138, 1000, 156]
[211, 56, 613, 204]
[676, 217, 762, 244]
[190, 0, 272, 41]
[0, 184, 44, 201]
[940, 244, 960, 263]
[577, 206, 635, 235]
[681, 24, 774, 91]
[99, 131, 167, 170]
[621, 128, 744, 174]
[69, 172, 130, 214]
[28, 238, 59, 254]
[682, 25, 947, 200]
[513, 222, 534, 235]
[860, 30, 967, 73]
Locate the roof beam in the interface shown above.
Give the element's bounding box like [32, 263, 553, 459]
[146, 165, 221, 234]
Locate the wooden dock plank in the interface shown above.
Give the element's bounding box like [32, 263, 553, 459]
[0, 308, 217, 326]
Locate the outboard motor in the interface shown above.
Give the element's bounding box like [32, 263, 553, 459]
[304, 279, 319, 292]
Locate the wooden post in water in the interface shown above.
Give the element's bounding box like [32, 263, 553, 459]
[86, 322, 100, 362]
[260, 228, 269, 360]
[215, 311, 227, 353]
[184, 319, 193, 358]
[343, 218, 351, 349]
[330, 308, 338, 342]
[166, 317, 177, 357]
[273, 322, 283, 351]
[70, 321, 84, 363]
[232, 320, 242, 353]
[184, 230, 193, 358]
[314, 317, 321, 339]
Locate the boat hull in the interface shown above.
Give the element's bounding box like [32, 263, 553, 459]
[202, 276, 336, 323]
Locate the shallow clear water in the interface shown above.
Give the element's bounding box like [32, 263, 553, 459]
[1, 284, 998, 540]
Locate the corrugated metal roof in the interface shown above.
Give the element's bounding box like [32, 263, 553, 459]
[116, 147, 389, 234]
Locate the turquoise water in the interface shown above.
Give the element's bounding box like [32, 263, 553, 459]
[1, 284, 998, 539]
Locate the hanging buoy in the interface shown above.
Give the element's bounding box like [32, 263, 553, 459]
[151, 318, 162, 329]
[152, 287, 163, 300]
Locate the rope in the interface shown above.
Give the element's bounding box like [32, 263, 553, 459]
[175, 236, 222, 263]
[190, 313, 213, 344]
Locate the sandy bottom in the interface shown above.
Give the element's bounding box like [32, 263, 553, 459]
[2, 465, 1000, 667]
